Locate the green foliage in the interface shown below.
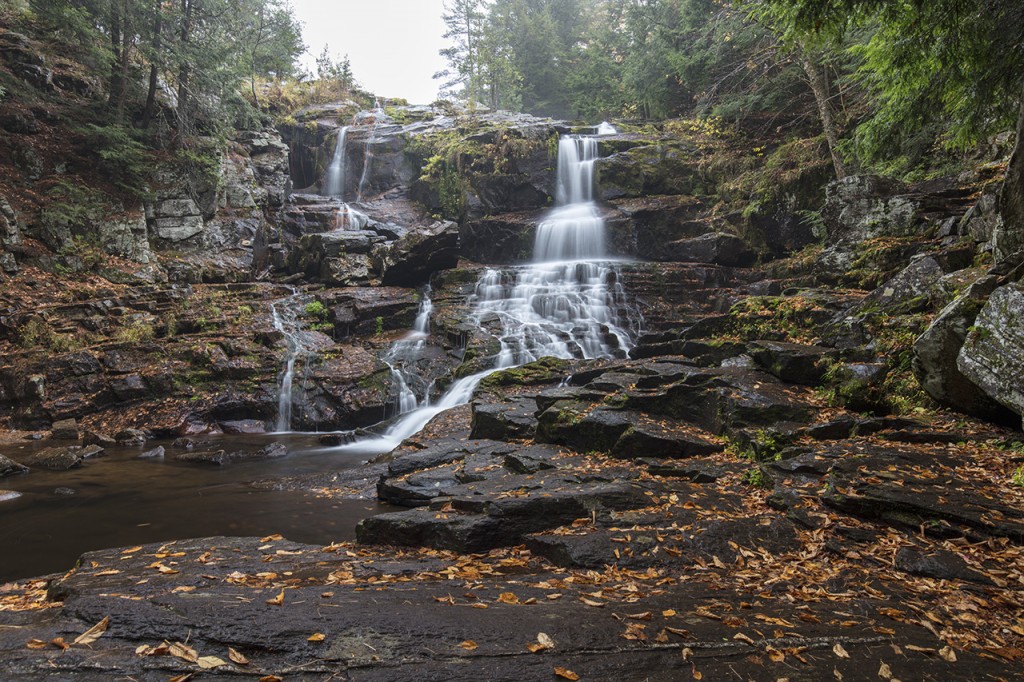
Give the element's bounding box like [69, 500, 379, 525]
[303, 300, 328, 319]
[1013, 464, 1024, 489]
[17, 318, 84, 352]
[742, 466, 772, 489]
[82, 124, 150, 196]
[116, 320, 156, 343]
[374, 316, 385, 336]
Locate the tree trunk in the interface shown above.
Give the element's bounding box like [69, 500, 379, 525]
[141, 6, 162, 129]
[108, 3, 123, 113]
[114, 0, 132, 122]
[176, 0, 194, 144]
[802, 52, 847, 180]
[996, 97, 1024, 262]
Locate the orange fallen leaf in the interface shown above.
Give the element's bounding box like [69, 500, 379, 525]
[460, 640, 478, 651]
[308, 633, 326, 643]
[266, 590, 284, 606]
[228, 647, 250, 665]
[73, 616, 110, 646]
[50, 637, 69, 650]
[497, 592, 519, 604]
[26, 639, 48, 650]
[554, 666, 580, 680]
[833, 643, 850, 659]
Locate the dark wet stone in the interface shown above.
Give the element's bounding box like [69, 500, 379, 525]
[82, 430, 116, 447]
[0, 454, 29, 477]
[22, 447, 82, 470]
[53, 487, 75, 496]
[50, 417, 79, 441]
[503, 451, 557, 474]
[78, 444, 104, 459]
[611, 422, 723, 459]
[115, 429, 147, 445]
[470, 397, 538, 441]
[536, 403, 634, 452]
[173, 449, 228, 465]
[749, 340, 834, 386]
[219, 419, 267, 434]
[641, 458, 730, 482]
[894, 547, 994, 585]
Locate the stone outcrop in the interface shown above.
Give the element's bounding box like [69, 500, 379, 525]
[957, 281, 1024, 424]
[913, 274, 1018, 422]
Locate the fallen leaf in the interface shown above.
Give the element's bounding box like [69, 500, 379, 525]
[95, 569, 120, 576]
[833, 643, 850, 659]
[767, 647, 785, 663]
[50, 637, 69, 650]
[681, 647, 693, 661]
[266, 590, 284, 606]
[121, 546, 143, 554]
[939, 646, 957, 663]
[73, 616, 110, 646]
[260, 534, 283, 542]
[554, 666, 580, 680]
[26, 639, 47, 650]
[627, 612, 652, 621]
[259, 676, 283, 682]
[497, 592, 519, 604]
[580, 598, 604, 608]
[169, 641, 199, 663]
[662, 609, 677, 617]
[733, 632, 755, 645]
[228, 647, 249, 665]
[878, 662, 893, 680]
[308, 633, 326, 643]
[197, 655, 227, 669]
[460, 640, 478, 651]
[168, 675, 195, 682]
[528, 632, 554, 652]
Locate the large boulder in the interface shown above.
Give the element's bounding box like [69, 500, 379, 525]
[663, 232, 755, 267]
[957, 282, 1024, 424]
[596, 143, 698, 200]
[0, 193, 23, 273]
[913, 275, 1018, 422]
[375, 220, 459, 286]
[822, 175, 922, 243]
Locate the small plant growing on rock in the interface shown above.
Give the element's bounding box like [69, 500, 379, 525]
[1012, 464, 1024, 488]
[742, 466, 771, 489]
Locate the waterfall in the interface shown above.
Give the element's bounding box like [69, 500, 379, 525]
[596, 121, 617, 135]
[337, 132, 636, 455]
[270, 295, 308, 433]
[383, 294, 434, 417]
[324, 126, 349, 199]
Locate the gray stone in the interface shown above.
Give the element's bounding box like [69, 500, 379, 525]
[0, 454, 29, 477]
[50, 418, 79, 440]
[663, 232, 755, 267]
[958, 282, 1024, 423]
[913, 276, 1017, 422]
[153, 215, 204, 241]
[138, 446, 165, 459]
[22, 447, 82, 470]
[822, 175, 920, 242]
[99, 213, 150, 263]
[749, 340, 833, 386]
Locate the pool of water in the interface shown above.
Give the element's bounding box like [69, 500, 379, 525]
[0, 433, 392, 583]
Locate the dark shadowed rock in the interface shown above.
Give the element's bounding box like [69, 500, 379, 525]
[663, 233, 755, 266]
[115, 429, 147, 445]
[749, 340, 834, 386]
[611, 421, 723, 459]
[470, 397, 538, 440]
[50, 417, 79, 440]
[376, 220, 459, 286]
[894, 547, 993, 584]
[22, 446, 82, 470]
[0, 454, 29, 477]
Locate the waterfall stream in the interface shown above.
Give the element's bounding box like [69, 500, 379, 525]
[323, 126, 349, 199]
[270, 294, 309, 433]
[338, 132, 636, 456]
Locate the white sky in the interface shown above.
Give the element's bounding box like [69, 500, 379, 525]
[289, 0, 450, 105]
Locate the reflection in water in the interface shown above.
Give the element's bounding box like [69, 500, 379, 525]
[0, 433, 393, 582]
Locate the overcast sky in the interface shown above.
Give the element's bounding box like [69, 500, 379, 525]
[289, 0, 450, 105]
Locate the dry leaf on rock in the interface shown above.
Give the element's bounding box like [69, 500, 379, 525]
[228, 647, 249, 665]
[459, 640, 478, 651]
[73, 616, 110, 646]
[554, 666, 580, 680]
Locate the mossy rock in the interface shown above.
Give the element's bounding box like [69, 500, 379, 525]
[479, 357, 572, 390]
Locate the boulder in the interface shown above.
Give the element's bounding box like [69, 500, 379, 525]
[611, 422, 723, 459]
[913, 275, 1018, 422]
[822, 175, 921, 243]
[459, 211, 539, 264]
[749, 340, 834, 386]
[22, 446, 82, 470]
[595, 143, 697, 200]
[115, 429, 147, 445]
[50, 418, 79, 441]
[0, 453, 29, 477]
[99, 213, 151, 264]
[958, 282, 1024, 423]
[376, 220, 459, 286]
[662, 233, 755, 267]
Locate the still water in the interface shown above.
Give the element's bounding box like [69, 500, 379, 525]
[0, 434, 391, 582]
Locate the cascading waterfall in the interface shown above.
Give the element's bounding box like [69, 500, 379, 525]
[596, 121, 618, 135]
[324, 126, 349, 199]
[357, 100, 386, 201]
[338, 132, 636, 454]
[270, 296, 308, 433]
[383, 294, 434, 417]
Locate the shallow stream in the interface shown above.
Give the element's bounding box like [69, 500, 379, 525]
[0, 434, 391, 582]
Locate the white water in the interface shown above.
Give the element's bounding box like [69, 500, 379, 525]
[383, 295, 434, 418]
[596, 121, 617, 135]
[271, 297, 308, 433]
[338, 132, 635, 456]
[324, 126, 349, 198]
